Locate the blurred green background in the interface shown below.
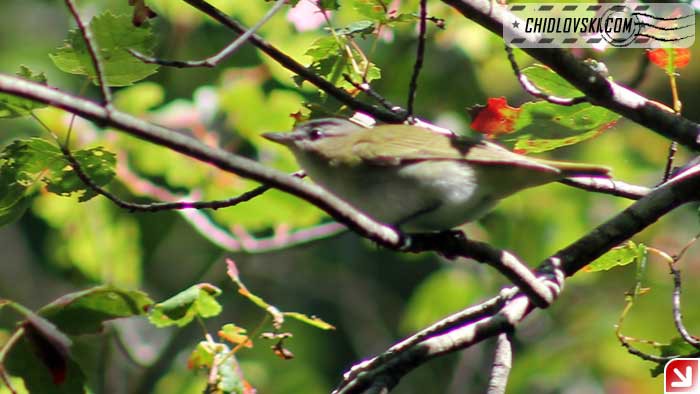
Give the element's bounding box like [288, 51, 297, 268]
[1, 0, 700, 393]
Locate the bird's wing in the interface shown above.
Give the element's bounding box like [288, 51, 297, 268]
[351, 125, 559, 173]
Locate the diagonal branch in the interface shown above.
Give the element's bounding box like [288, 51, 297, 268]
[333, 164, 700, 393]
[0, 73, 402, 246]
[178, 0, 403, 123]
[130, 0, 286, 68]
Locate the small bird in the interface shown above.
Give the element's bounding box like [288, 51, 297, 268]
[263, 118, 610, 231]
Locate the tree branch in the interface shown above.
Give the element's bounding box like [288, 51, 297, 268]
[442, 0, 700, 152]
[486, 333, 513, 394]
[334, 164, 700, 393]
[130, 0, 286, 68]
[0, 73, 401, 246]
[179, 0, 403, 123]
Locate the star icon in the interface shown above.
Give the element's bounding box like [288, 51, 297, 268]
[512, 20, 520, 29]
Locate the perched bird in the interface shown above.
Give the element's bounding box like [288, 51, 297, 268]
[263, 118, 610, 231]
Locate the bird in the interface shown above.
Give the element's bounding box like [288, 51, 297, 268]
[263, 118, 610, 231]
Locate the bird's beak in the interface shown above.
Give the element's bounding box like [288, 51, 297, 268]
[262, 132, 297, 145]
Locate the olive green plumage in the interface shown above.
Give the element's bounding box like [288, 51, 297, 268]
[264, 118, 610, 231]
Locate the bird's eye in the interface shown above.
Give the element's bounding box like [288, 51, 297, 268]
[308, 128, 324, 141]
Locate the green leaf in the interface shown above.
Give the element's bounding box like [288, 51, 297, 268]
[148, 284, 222, 327]
[187, 341, 247, 393]
[300, 36, 381, 89]
[585, 241, 644, 272]
[0, 138, 116, 202]
[49, 11, 159, 86]
[0, 166, 31, 227]
[650, 337, 700, 376]
[37, 286, 153, 336]
[521, 64, 583, 97]
[387, 13, 419, 26]
[0, 66, 48, 118]
[305, 36, 341, 63]
[354, 0, 388, 22]
[506, 101, 619, 153]
[188, 341, 217, 369]
[283, 312, 335, 330]
[218, 323, 252, 347]
[333, 20, 375, 37]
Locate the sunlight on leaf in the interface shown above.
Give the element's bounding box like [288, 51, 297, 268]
[50, 11, 159, 86]
[148, 284, 222, 327]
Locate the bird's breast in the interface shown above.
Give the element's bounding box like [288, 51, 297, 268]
[297, 153, 498, 231]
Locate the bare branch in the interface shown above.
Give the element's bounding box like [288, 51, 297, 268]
[179, 0, 403, 123]
[486, 333, 513, 394]
[504, 44, 587, 106]
[0, 73, 402, 245]
[559, 177, 650, 200]
[343, 74, 406, 117]
[64, 0, 113, 107]
[63, 137, 307, 212]
[334, 165, 700, 393]
[405, 231, 563, 307]
[406, 0, 428, 119]
[669, 263, 700, 348]
[130, 0, 286, 68]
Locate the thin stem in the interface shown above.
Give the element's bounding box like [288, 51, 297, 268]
[669, 264, 700, 348]
[130, 0, 286, 68]
[505, 45, 587, 106]
[406, 0, 428, 119]
[0, 328, 23, 394]
[179, 0, 401, 123]
[64, 0, 113, 107]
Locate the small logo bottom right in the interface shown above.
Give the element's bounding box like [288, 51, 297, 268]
[666, 358, 700, 393]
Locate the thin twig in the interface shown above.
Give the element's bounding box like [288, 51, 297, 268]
[59, 129, 306, 212]
[486, 333, 513, 394]
[406, 231, 559, 308]
[342, 74, 407, 116]
[64, 0, 113, 108]
[333, 289, 515, 394]
[406, 0, 428, 119]
[179, 0, 402, 123]
[559, 177, 650, 200]
[663, 142, 679, 182]
[668, 232, 700, 348]
[505, 45, 587, 106]
[669, 264, 700, 348]
[0, 328, 24, 394]
[130, 0, 286, 68]
[627, 51, 651, 89]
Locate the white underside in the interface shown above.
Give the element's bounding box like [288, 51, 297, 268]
[297, 155, 499, 231]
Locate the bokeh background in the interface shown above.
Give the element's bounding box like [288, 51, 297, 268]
[1, 0, 700, 393]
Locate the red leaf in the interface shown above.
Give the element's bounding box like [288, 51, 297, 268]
[647, 48, 691, 70]
[468, 97, 522, 138]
